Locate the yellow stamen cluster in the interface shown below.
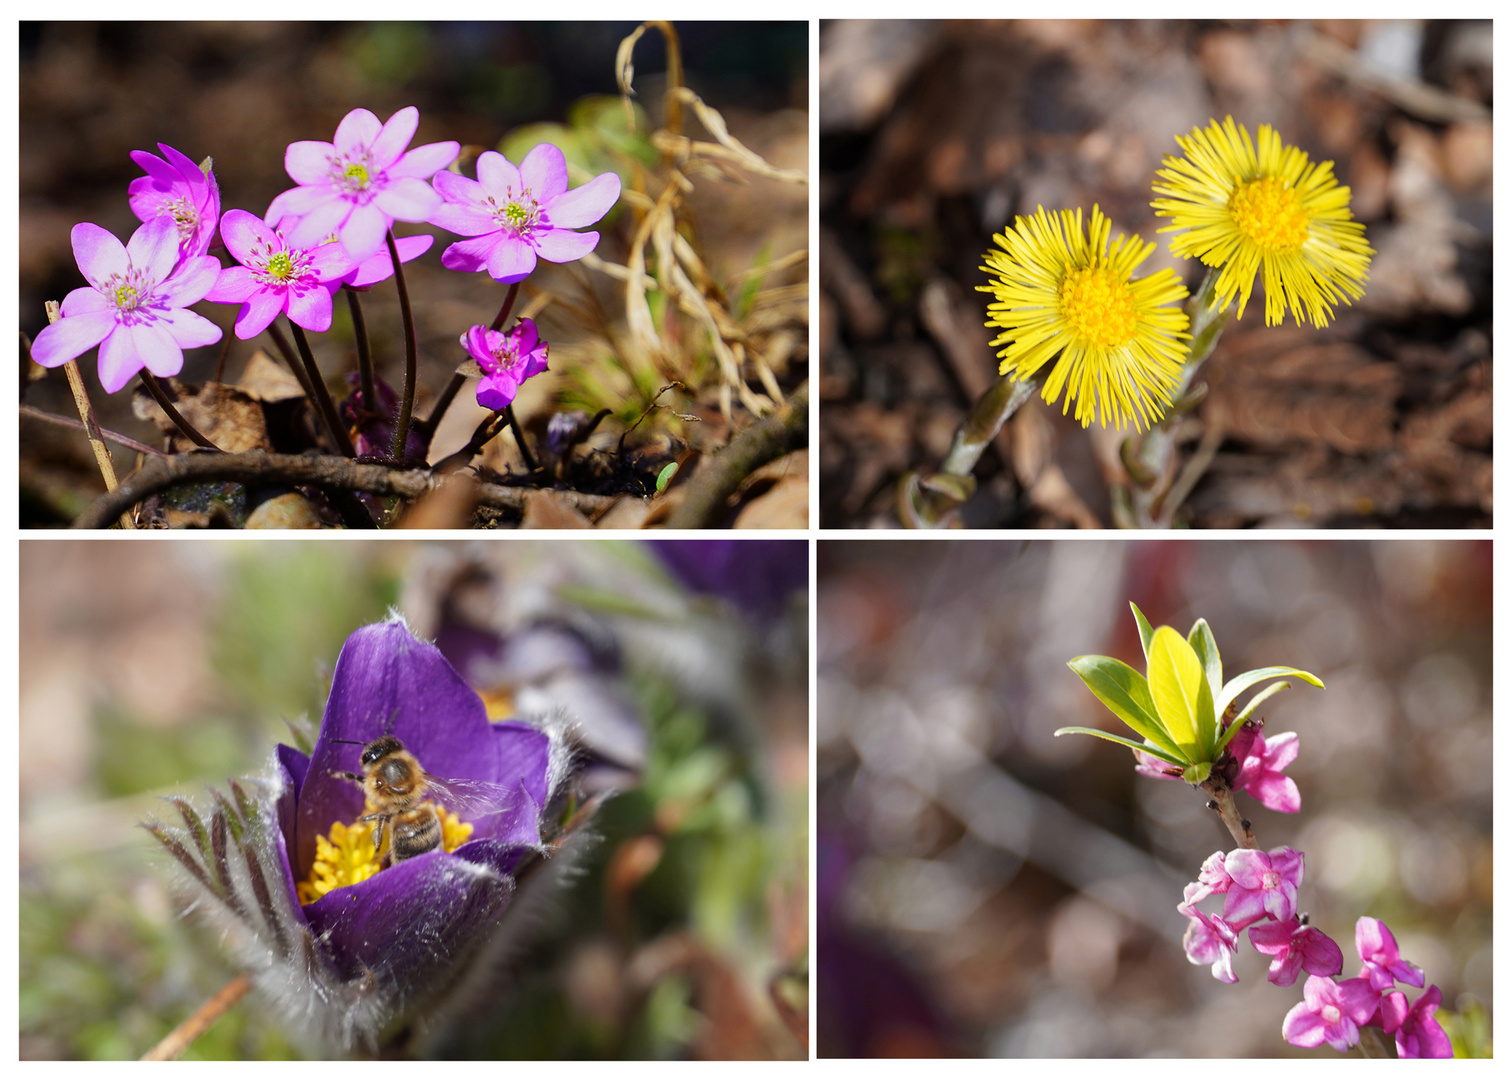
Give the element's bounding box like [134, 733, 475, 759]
[1058, 266, 1141, 348]
[1228, 176, 1311, 252]
[296, 803, 475, 906]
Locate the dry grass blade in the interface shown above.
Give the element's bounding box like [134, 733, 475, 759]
[665, 88, 809, 185]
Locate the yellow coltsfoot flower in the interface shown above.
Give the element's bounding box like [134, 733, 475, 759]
[978, 205, 1190, 431]
[1152, 116, 1373, 328]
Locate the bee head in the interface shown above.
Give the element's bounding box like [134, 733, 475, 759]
[360, 734, 405, 767]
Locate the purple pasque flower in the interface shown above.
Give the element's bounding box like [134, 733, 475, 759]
[1377, 985, 1453, 1058]
[266, 106, 459, 261]
[1355, 915, 1425, 990]
[1182, 905, 1239, 984]
[1248, 917, 1344, 987]
[461, 318, 550, 411]
[128, 142, 221, 257]
[1222, 845, 1303, 929]
[29, 215, 222, 393]
[431, 144, 621, 283]
[1282, 974, 1381, 1052]
[645, 540, 810, 626]
[146, 618, 571, 1052]
[206, 210, 357, 339]
[1234, 729, 1301, 813]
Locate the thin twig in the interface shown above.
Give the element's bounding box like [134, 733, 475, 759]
[72, 450, 621, 529]
[140, 372, 221, 451]
[346, 287, 376, 415]
[664, 382, 807, 528]
[19, 404, 168, 457]
[140, 973, 251, 1061]
[387, 231, 418, 459]
[1199, 777, 1256, 850]
[289, 322, 357, 458]
[431, 410, 506, 474]
[503, 404, 537, 472]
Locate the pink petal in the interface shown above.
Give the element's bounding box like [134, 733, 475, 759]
[158, 307, 223, 349]
[475, 151, 521, 196]
[133, 321, 188, 378]
[338, 204, 392, 261]
[389, 140, 460, 179]
[513, 317, 539, 353]
[440, 234, 496, 274]
[95, 326, 146, 392]
[157, 143, 207, 188]
[373, 176, 441, 222]
[486, 236, 537, 283]
[285, 140, 338, 185]
[285, 282, 334, 332]
[345, 234, 432, 288]
[368, 106, 419, 169]
[157, 254, 224, 307]
[334, 109, 382, 154]
[29, 309, 116, 368]
[206, 266, 260, 304]
[545, 171, 621, 228]
[429, 201, 496, 237]
[288, 199, 353, 252]
[307, 241, 359, 283]
[1251, 773, 1300, 814]
[72, 223, 129, 288]
[233, 289, 288, 340]
[217, 209, 275, 265]
[59, 285, 110, 316]
[1220, 887, 1267, 929]
[266, 184, 333, 227]
[476, 371, 521, 411]
[129, 149, 178, 185]
[432, 168, 486, 205]
[1264, 731, 1300, 770]
[518, 143, 568, 200]
[126, 215, 185, 285]
[534, 227, 599, 264]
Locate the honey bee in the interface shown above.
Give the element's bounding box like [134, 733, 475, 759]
[329, 734, 507, 866]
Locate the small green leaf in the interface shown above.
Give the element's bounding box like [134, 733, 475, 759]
[1053, 727, 1186, 767]
[1148, 627, 1215, 760]
[1130, 602, 1156, 665]
[655, 461, 679, 494]
[1216, 666, 1324, 719]
[1183, 761, 1212, 784]
[1188, 618, 1223, 699]
[1067, 655, 1186, 762]
[1215, 681, 1295, 755]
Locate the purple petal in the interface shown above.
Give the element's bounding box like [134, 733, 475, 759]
[159, 307, 223, 349]
[126, 215, 183, 285]
[373, 176, 442, 222]
[59, 286, 110, 316]
[265, 184, 332, 227]
[534, 227, 599, 264]
[492, 721, 550, 825]
[486, 236, 537, 283]
[475, 151, 521, 196]
[218, 209, 277, 265]
[476, 372, 521, 410]
[71, 223, 129, 288]
[440, 234, 497, 274]
[519, 143, 569, 200]
[29, 309, 115, 368]
[389, 140, 460, 179]
[157, 254, 224, 308]
[333, 108, 382, 154]
[206, 266, 260, 305]
[545, 171, 621, 228]
[368, 106, 419, 170]
[285, 140, 337, 185]
[233, 289, 288, 340]
[129, 148, 178, 186]
[337, 204, 391, 262]
[285, 282, 333, 332]
[429, 201, 497, 237]
[1220, 886, 1267, 929]
[271, 745, 313, 924]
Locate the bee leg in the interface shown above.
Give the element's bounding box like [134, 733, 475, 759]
[357, 813, 388, 865]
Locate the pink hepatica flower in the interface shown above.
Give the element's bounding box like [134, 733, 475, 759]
[30, 216, 221, 393]
[129, 142, 221, 257]
[1182, 906, 1239, 983]
[338, 233, 433, 290]
[1282, 975, 1380, 1052]
[266, 106, 458, 261]
[1234, 730, 1301, 813]
[432, 144, 621, 283]
[1355, 915, 1425, 990]
[461, 319, 549, 410]
[1377, 985, 1452, 1058]
[206, 210, 356, 339]
[1249, 917, 1344, 987]
[1222, 846, 1303, 928]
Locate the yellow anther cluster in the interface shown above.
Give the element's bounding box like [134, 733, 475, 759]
[1058, 266, 1140, 348]
[1228, 176, 1311, 252]
[297, 804, 475, 905]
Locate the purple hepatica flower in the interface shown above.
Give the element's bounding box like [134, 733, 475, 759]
[431, 144, 621, 283]
[1182, 906, 1239, 983]
[1354, 915, 1425, 990]
[1234, 729, 1301, 813]
[1282, 974, 1381, 1052]
[646, 540, 809, 627]
[1222, 846, 1303, 929]
[206, 209, 357, 339]
[145, 618, 569, 1052]
[461, 319, 550, 410]
[128, 142, 221, 257]
[1249, 917, 1344, 987]
[1379, 985, 1453, 1058]
[266, 106, 459, 262]
[29, 216, 222, 393]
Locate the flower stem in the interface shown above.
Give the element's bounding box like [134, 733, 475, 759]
[345, 286, 377, 417]
[1199, 775, 1256, 850]
[505, 404, 537, 472]
[387, 230, 418, 460]
[288, 322, 357, 458]
[263, 320, 319, 403]
[139, 973, 250, 1060]
[490, 282, 520, 332]
[139, 371, 221, 451]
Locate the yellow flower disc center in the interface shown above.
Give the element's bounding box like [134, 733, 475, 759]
[1058, 266, 1139, 348]
[1228, 176, 1311, 251]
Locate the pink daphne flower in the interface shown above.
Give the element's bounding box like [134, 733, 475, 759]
[1222, 846, 1303, 929]
[266, 106, 459, 261]
[431, 144, 621, 283]
[1182, 905, 1239, 984]
[1248, 916, 1344, 987]
[461, 319, 549, 410]
[1234, 729, 1302, 813]
[1355, 915, 1425, 991]
[205, 210, 356, 339]
[128, 142, 220, 258]
[29, 216, 221, 393]
[1375, 985, 1452, 1058]
[1282, 974, 1380, 1052]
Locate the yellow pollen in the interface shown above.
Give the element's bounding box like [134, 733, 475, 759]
[344, 163, 370, 187]
[113, 284, 139, 309]
[296, 804, 475, 905]
[267, 252, 294, 280]
[1229, 176, 1311, 251]
[1058, 266, 1139, 348]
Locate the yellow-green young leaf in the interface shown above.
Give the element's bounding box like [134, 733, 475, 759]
[1216, 666, 1325, 719]
[1148, 627, 1216, 759]
[1131, 602, 1157, 665]
[1066, 656, 1187, 762]
[1053, 727, 1187, 767]
[1188, 618, 1223, 700]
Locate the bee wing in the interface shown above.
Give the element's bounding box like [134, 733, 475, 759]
[423, 774, 525, 821]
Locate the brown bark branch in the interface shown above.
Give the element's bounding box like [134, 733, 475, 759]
[664, 381, 807, 528]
